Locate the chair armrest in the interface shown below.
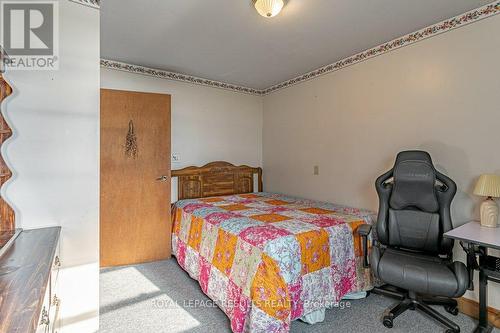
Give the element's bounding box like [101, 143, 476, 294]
[357, 224, 372, 268]
[460, 241, 479, 291]
[357, 224, 372, 237]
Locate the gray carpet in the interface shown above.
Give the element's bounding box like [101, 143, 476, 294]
[100, 259, 496, 333]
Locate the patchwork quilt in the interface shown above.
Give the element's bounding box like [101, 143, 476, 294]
[172, 192, 375, 333]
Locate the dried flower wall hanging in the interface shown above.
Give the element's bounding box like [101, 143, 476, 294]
[125, 120, 138, 158]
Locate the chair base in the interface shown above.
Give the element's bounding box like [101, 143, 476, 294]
[372, 285, 461, 333]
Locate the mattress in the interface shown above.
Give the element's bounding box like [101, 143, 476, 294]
[172, 192, 375, 333]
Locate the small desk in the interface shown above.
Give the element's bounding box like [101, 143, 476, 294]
[444, 221, 500, 333]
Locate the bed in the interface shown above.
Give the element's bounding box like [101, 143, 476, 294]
[171, 162, 375, 333]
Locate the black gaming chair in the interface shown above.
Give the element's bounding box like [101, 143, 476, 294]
[359, 151, 469, 333]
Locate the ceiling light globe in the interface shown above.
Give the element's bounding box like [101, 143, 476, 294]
[254, 0, 284, 18]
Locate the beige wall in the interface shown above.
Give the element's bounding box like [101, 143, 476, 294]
[263, 14, 500, 307]
[101, 68, 263, 201]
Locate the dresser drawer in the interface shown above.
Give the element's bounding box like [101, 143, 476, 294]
[36, 287, 51, 333]
[50, 242, 60, 300]
[49, 292, 61, 333]
[50, 240, 61, 333]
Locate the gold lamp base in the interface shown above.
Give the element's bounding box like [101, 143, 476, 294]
[479, 197, 499, 228]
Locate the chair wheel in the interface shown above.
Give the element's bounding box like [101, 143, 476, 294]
[445, 305, 459, 316]
[383, 316, 393, 328]
[445, 329, 459, 333]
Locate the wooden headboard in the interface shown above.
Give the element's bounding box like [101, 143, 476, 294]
[171, 161, 263, 200]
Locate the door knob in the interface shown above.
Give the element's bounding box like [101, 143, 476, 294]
[156, 175, 169, 182]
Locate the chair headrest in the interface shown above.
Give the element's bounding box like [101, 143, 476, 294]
[389, 151, 439, 212]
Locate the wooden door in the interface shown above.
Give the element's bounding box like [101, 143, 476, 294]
[100, 89, 171, 267]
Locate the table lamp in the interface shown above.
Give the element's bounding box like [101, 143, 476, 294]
[473, 174, 500, 228]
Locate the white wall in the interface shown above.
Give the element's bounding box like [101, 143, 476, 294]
[263, 14, 500, 308]
[100, 68, 263, 201]
[3, 1, 100, 332]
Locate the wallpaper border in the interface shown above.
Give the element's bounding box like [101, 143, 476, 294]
[100, 59, 263, 95]
[101, 1, 500, 96]
[69, 0, 100, 9]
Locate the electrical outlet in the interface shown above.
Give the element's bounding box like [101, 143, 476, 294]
[172, 153, 180, 162]
[313, 165, 319, 175]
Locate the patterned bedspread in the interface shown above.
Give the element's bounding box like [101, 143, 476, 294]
[172, 192, 375, 333]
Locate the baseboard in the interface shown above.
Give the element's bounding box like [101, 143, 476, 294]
[457, 297, 500, 328]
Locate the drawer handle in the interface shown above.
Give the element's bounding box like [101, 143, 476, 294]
[39, 306, 50, 326]
[52, 294, 60, 307]
[54, 256, 61, 268]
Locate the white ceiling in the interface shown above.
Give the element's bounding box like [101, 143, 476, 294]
[101, 0, 493, 90]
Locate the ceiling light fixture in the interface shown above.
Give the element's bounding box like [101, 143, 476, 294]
[254, 0, 284, 18]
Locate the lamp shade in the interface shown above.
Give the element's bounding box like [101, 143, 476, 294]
[254, 0, 284, 18]
[473, 174, 500, 198]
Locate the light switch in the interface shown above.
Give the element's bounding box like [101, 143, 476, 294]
[313, 165, 319, 175]
[172, 153, 181, 162]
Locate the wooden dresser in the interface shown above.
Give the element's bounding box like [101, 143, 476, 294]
[0, 227, 61, 333]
